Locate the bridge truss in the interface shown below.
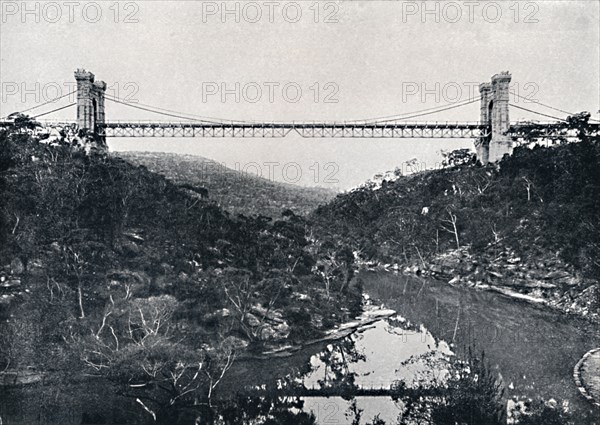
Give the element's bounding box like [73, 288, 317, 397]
[0, 119, 491, 139]
[8, 119, 597, 141]
[100, 121, 489, 139]
[508, 122, 600, 140]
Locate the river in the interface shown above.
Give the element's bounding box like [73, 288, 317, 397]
[1, 271, 598, 424]
[294, 271, 600, 423]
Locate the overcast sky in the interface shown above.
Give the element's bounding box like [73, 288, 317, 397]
[1, 0, 599, 189]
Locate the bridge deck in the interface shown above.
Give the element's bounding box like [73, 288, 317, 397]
[102, 121, 489, 138]
[0, 120, 489, 138]
[2, 119, 597, 139]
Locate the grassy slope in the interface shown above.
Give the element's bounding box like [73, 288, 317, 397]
[116, 152, 337, 217]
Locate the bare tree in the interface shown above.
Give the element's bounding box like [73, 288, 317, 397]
[522, 176, 533, 202]
[204, 344, 235, 407]
[61, 245, 86, 318]
[77, 295, 237, 420]
[222, 270, 257, 340]
[473, 171, 494, 194]
[441, 209, 460, 250]
[491, 224, 503, 245]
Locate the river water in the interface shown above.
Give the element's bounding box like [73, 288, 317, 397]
[1, 271, 598, 424]
[296, 271, 600, 423]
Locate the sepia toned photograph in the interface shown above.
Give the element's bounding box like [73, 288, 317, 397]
[0, 1, 599, 424]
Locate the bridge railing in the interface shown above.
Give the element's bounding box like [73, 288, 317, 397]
[98, 120, 489, 127]
[0, 119, 566, 126]
[510, 121, 567, 126]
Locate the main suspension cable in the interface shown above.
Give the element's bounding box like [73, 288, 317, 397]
[345, 97, 479, 124]
[380, 97, 480, 122]
[509, 103, 566, 121]
[0, 90, 77, 120]
[509, 91, 600, 123]
[32, 102, 77, 119]
[104, 95, 247, 125]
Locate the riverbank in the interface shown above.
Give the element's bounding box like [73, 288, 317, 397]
[313, 140, 600, 326]
[359, 270, 600, 419]
[360, 244, 599, 323]
[574, 348, 600, 408]
[240, 302, 396, 360]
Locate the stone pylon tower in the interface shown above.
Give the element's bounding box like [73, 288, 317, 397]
[74, 69, 107, 140]
[476, 82, 493, 164]
[475, 72, 513, 164]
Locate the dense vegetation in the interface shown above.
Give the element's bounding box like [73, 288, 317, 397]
[1, 114, 597, 424]
[313, 114, 600, 318]
[0, 121, 359, 423]
[117, 152, 336, 218]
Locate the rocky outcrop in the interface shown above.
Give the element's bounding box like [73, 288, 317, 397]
[574, 348, 600, 408]
[244, 302, 396, 359]
[432, 248, 596, 320]
[0, 369, 45, 386]
[361, 244, 598, 321]
[424, 246, 597, 320]
[0, 257, 27, 305]
[243, 305, 292, 342]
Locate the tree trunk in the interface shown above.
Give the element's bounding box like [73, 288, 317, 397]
[78, 283, 85, 318]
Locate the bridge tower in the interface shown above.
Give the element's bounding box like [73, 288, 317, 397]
[475, 72, 513, 164]
[74, 69, 106, 140]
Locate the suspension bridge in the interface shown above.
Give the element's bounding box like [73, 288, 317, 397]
[1, 69, 598, 164]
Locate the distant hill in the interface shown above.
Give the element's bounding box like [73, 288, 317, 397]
[116, 152, 337, 217]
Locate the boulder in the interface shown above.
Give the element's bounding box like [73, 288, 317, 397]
[10, 258, 24, 275]
[258, 325, 277, 341]
[439, 258, 458, 268]
[258, 322, 291, 341]
[555, 276, 580, 286]
[471, 268, 485, 280]
[521, 281, 556, 289]
[274, 322, 290, 339]
[544, 270, 570, 280]
[1, 279, 21, 288]
[448, 276, 460, 285]
[27, 259, 44, 276]
[311, 314, 324, 328]
[216, 308, 231, 318]
[244, 312, 262, 327]
[251, 305, 285, 323]
[429, 264, 443, 273]
[221, 336, 249, 350]
[292, 292, 311, 301]
[121, 240, 141, 257]
[202, 308, 231, 322]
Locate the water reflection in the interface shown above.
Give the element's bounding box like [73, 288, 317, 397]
[2, 271, 598, 424]
[299, 313, 453, 424]
[304, 318, 452, 389]
[360, 271, 600, 417]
